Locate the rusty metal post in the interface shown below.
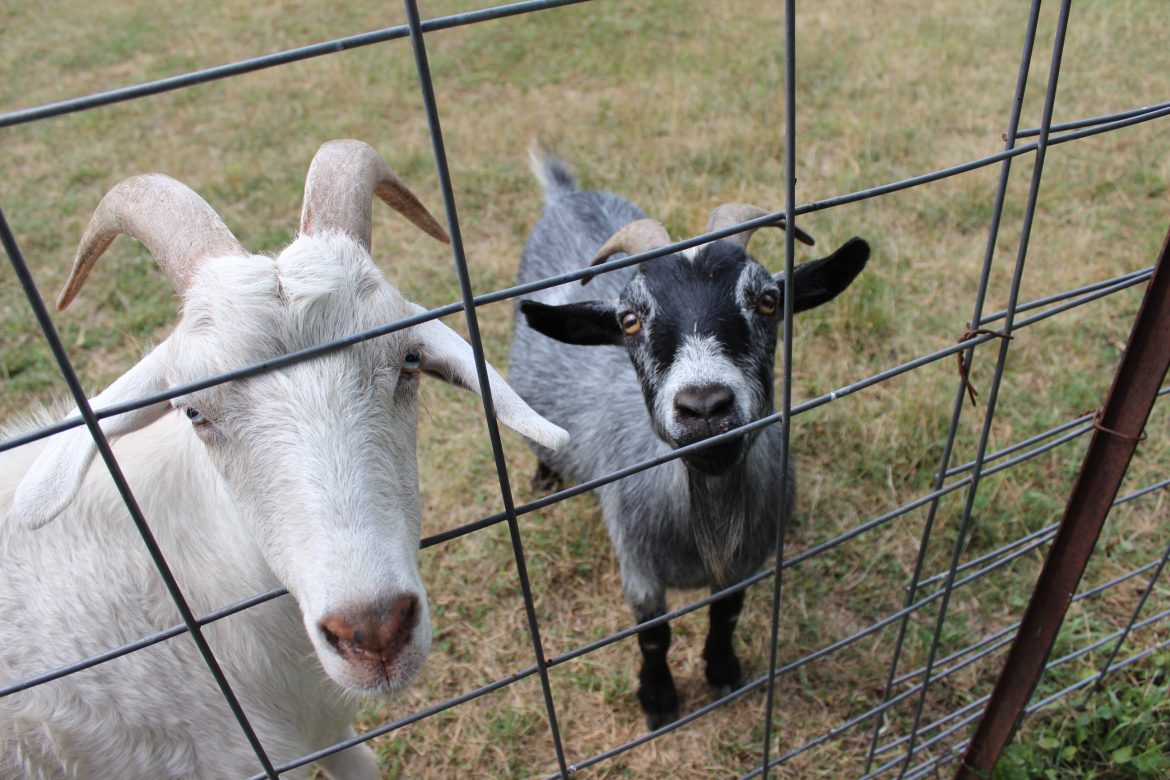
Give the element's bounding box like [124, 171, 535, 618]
[956, 223, 1170, 779]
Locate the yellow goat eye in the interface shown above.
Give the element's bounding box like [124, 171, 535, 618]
[756, 291, 778, 316]
[620, 311, 642, 335]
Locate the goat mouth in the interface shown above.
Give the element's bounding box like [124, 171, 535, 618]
[678, 438, 745, 475]
[318, 602, 427, 694]
[324, 644, 424, 694]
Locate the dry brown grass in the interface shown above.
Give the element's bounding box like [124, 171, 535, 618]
[4, 0, 1170, 777]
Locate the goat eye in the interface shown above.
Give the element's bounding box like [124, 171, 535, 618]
[756, 291, 779, 316]
[184, 407, 208, 425]
[402, 350, 422, 373]
[619, 311, 642, 335]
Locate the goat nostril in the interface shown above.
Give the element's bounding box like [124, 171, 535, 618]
[318, 617, 345, 651]
[675, 385, 735, 420]
[319, 594, 421, 664]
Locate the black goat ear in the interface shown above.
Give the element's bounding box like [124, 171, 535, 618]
[775, 237, 870, 313]
[520, 300, 625, 346]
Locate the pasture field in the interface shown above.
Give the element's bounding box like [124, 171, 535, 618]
[3, 1, 1169, 777]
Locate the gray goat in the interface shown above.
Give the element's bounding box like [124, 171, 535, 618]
[509, 147, 869, 728]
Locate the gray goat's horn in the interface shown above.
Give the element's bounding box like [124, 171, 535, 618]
[706, 203, 816, 250]
[583, 218, 672, 286]
[58, 174, 246, 310]
[299, 139, 450, 252]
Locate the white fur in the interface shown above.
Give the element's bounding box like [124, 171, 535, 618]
[2, 231, 567, 779]
[653, 334, 753, 442]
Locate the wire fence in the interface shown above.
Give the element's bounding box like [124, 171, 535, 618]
[3, 1, 1169, 778]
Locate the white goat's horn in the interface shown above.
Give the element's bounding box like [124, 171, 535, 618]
[583, 218, 671, 285]
[706, 203, 816, 250]
[58, 174, 246, 310]
[299, 139, 450, 252]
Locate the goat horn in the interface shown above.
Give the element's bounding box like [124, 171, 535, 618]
[57, 174, 246, 310]
[299, 139, 450, 253]
[583, 219, 671, 285]
[706, 203, 816, 249]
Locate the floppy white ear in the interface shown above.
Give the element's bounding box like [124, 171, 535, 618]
[15, 340, 174, 530]
[410, 307, 569, 451]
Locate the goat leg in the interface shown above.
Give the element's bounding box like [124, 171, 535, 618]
[702, 588, 744, 694]
[635, 616, 679, 730]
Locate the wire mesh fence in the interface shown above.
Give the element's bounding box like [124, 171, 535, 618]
[2, 1, 1169, 778]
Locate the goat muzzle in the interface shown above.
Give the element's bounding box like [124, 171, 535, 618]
[319, 594, 420, 671]
[672, 383, 747, 474]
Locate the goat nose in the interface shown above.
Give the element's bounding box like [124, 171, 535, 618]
[675, 384, 735, 421]
[319, 594, 419, 665]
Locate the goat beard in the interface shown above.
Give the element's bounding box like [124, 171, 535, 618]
[689, 466, 748, 588]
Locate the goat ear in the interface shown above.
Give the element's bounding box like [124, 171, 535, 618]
[410, 310, 570, 451]
[776, 237, 870, 313]
[520, 300, 624, 346]
[14, 341, 173, 530]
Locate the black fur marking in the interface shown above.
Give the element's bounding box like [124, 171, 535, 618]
[702, 589, 745, 692]
[634, 244, 760, 374]
[520, 299, 624, 346]
[781, 236, 871, 313]
[636, 620, 679, 730]
[531, 460, 564, 492]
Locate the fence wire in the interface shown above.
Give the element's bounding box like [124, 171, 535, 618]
[2, 1, 1168, 779]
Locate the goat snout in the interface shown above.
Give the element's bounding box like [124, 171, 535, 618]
[675, 384, 735, 424]
[674, 384, 740, 441]
[319, 594, 420, 668]
[673, 384, 746, 473]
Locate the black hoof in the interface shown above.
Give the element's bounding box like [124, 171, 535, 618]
[638, 684, 680, 731]
[703, 649, 742, 693]
[530, 461, 563, 492]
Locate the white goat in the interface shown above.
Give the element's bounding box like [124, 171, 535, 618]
[0, 139, 568, 779]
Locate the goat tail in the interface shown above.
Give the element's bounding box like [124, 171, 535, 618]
[528, 140, 578, 200]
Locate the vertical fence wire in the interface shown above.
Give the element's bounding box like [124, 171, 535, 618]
[0, 210, 278, 778]
[401, 1, 570, 776]
[759, 0, 800, 775]
[862, 1, 1044, 769]
[898, 1, 1073, 773]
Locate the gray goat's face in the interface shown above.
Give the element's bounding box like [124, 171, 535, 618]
[521, 236, 870, 475]
[618, 242, 779, 473]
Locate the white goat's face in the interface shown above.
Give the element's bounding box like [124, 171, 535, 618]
[167, 237, 432, 693]
[13, 146, 570, 698]
[15, 231, 569, 697]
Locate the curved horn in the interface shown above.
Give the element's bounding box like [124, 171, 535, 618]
[706, 203, 816, 250]
[299, 139, 449, 253]
[57, 174, 246, 310]
[582, 219, 671, 286]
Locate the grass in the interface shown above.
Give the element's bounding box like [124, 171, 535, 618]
[996, 652, 1170, 780]
[4, 0, 1170, 777]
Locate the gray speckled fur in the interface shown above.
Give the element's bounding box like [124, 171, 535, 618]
[508, 157, 793, 620]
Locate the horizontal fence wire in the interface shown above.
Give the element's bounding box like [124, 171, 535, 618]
[3, 1, 1168, 778]
[8, 362, 1161, 702]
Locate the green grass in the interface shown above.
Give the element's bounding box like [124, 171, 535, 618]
[996, 653, 1170, 780]
[4, 0, 1170, 777]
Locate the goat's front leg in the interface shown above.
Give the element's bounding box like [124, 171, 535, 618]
[702, 588, 745, 694]
[315, 734, 381, 780]
[634, 608, 678, 730]
[620, 553, 678, 729]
